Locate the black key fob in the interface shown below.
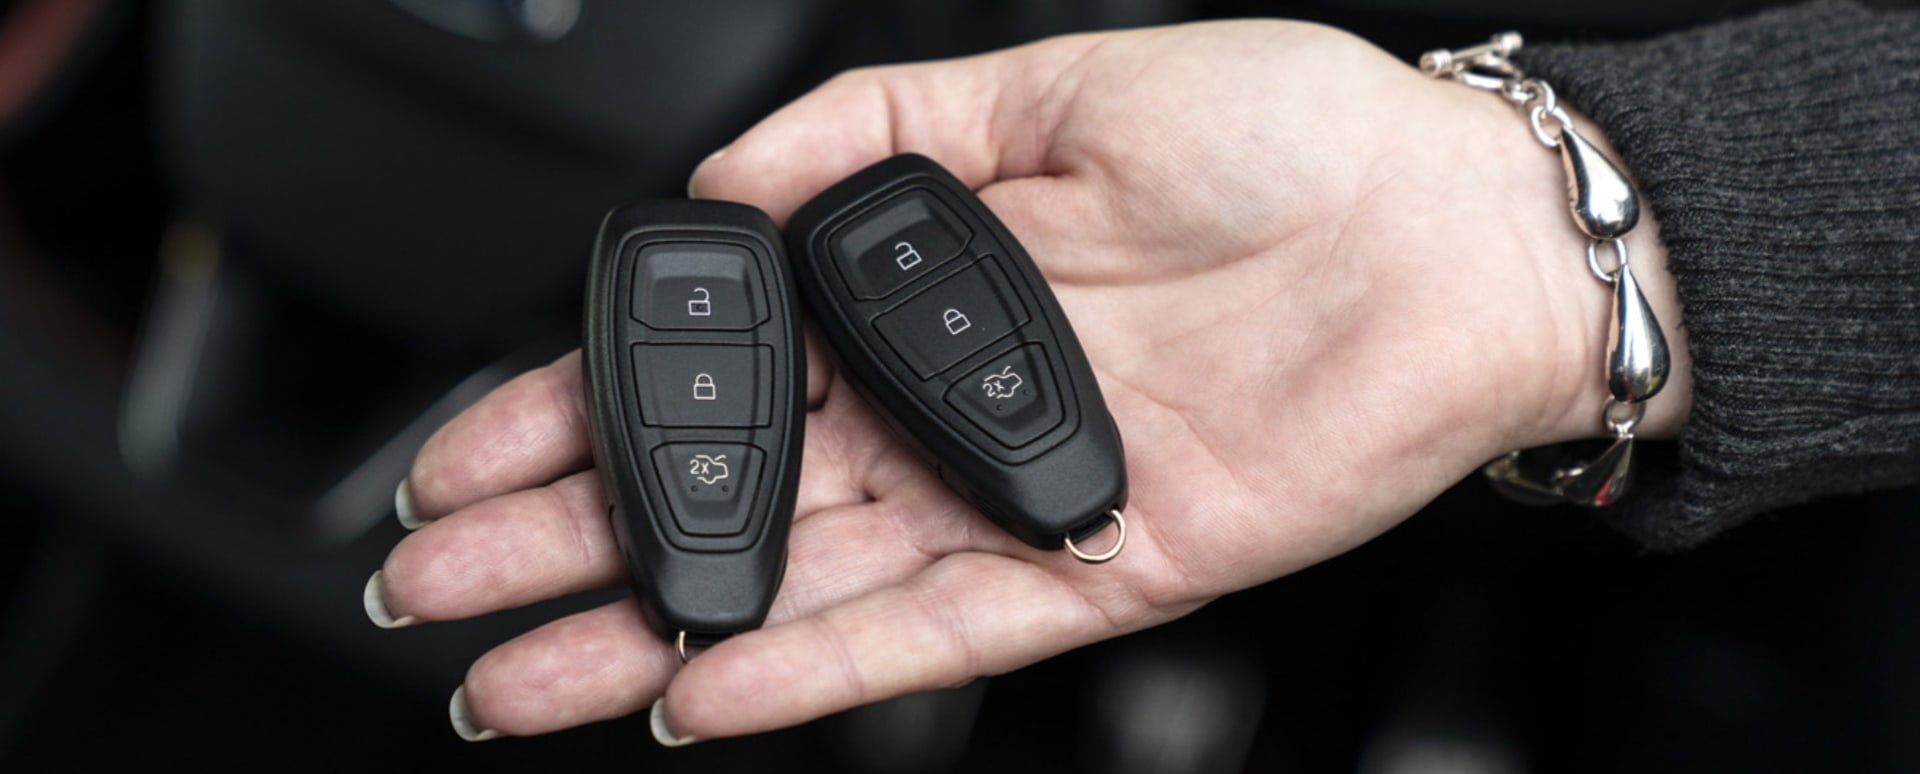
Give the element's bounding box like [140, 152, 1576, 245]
[787, 154, 1129, 561]
[582, 200, 805, 646]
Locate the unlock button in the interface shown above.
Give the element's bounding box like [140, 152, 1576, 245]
[632, 242, 767, 330]
[831, 189, 972, 299]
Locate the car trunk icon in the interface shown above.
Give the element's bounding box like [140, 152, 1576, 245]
[981, 366, 1022, 400]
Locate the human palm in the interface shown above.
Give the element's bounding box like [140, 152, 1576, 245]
[375, 20, 1684, 742]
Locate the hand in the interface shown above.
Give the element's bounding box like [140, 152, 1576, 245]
[370, 20, 1690, 743]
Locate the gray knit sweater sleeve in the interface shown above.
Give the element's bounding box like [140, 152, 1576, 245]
[1515, 0, 1920, 550]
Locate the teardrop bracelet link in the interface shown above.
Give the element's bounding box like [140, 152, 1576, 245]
[1559, 126, 1642, 239]
[1608, 262, 1672, 403]
[1424, 32, 1666, 508]
[1555, 434, 1635, 508]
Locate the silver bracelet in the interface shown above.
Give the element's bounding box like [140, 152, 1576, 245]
[1421, 33, 1671, 507]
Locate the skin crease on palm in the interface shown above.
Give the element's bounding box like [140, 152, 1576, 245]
[376, 20, 1693, 742]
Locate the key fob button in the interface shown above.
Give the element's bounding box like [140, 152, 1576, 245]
[651, 443, 762, 537]
[872, 258, 1030, 379]
[632, 243, 766, 331]
[944, 344, 1064, 449]
[832, 190, 971, 299]
[632, 343, 772, 427]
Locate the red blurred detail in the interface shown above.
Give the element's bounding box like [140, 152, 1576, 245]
[0, 0, 101, 127]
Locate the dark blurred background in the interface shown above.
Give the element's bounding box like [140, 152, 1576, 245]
[2, 0, 1916, 771]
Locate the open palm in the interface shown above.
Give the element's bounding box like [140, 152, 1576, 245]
[372, 20, 1685, 742]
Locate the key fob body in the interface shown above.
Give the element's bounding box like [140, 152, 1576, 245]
[787, 154, 1127, 551]
[583, 200, 804, 640]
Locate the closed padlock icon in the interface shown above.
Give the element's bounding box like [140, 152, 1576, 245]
[942, 308, 972, 335]
[687, 287, 713, 317]
[894, 242, 923, 271]
[692, 372, 718, 401]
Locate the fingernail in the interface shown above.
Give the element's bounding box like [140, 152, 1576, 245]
[395, 479, 426, 530]
[650, 698, 698, 747]
[687, 146, 728, 198]
[363, 571, 417, 629]
[449, 685, 501, 742]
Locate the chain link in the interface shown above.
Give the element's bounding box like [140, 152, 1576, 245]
[1603, 398, 1644, 437]
[1528, 104, 1574, 148]
[1585, 238, 1629, 284]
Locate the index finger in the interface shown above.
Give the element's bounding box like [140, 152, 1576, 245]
[405, 351, 593, 521]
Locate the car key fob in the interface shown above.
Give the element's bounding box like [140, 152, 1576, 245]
[582, 200, 804, 649]
[786, 154, 1129, 562]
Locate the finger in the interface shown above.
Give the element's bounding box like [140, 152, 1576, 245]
[446, 500, 1007, 739]
[689, 33, 1107, 224]
[407, 351, 591, 521]
[380, 470, 620, 623]
[658, 549, 1196, 742]
[444, 496, 969, 738]
[458, 599, 676, 738]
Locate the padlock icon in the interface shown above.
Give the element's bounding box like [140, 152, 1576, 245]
[894, 242, 922, 271]
[692, 372, 718, 401]
[942, 308, 972, 335]
[687, 287, 713, 317]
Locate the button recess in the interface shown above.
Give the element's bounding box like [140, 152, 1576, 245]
[650, 443, 763, 537]
[632, 242, 766, 330]
[831, 190, 971, 299]
[944, 344, 1064, 448]
[872, 258, 1029, 379]
[632, 344, 772, 427]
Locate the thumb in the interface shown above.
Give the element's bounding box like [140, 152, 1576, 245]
[687, 34, 1101, 224]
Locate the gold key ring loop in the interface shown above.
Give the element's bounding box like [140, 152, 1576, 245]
[1063, 509, 1127, 564]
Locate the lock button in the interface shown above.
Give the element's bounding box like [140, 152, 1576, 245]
[873, 258, 1029, 378]
[831, 189, 971, 299]
[631, 343, 773, 427]
[633, 242, 767, 330]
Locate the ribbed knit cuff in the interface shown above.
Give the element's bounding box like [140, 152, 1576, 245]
[1518, 0, 1920, 550]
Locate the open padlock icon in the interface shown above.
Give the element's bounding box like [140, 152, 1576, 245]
[942, 308, 972, 335]
[895, 242, 922, 271]
[687, 287, 713, 317]
[692, 372, 718, 401]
